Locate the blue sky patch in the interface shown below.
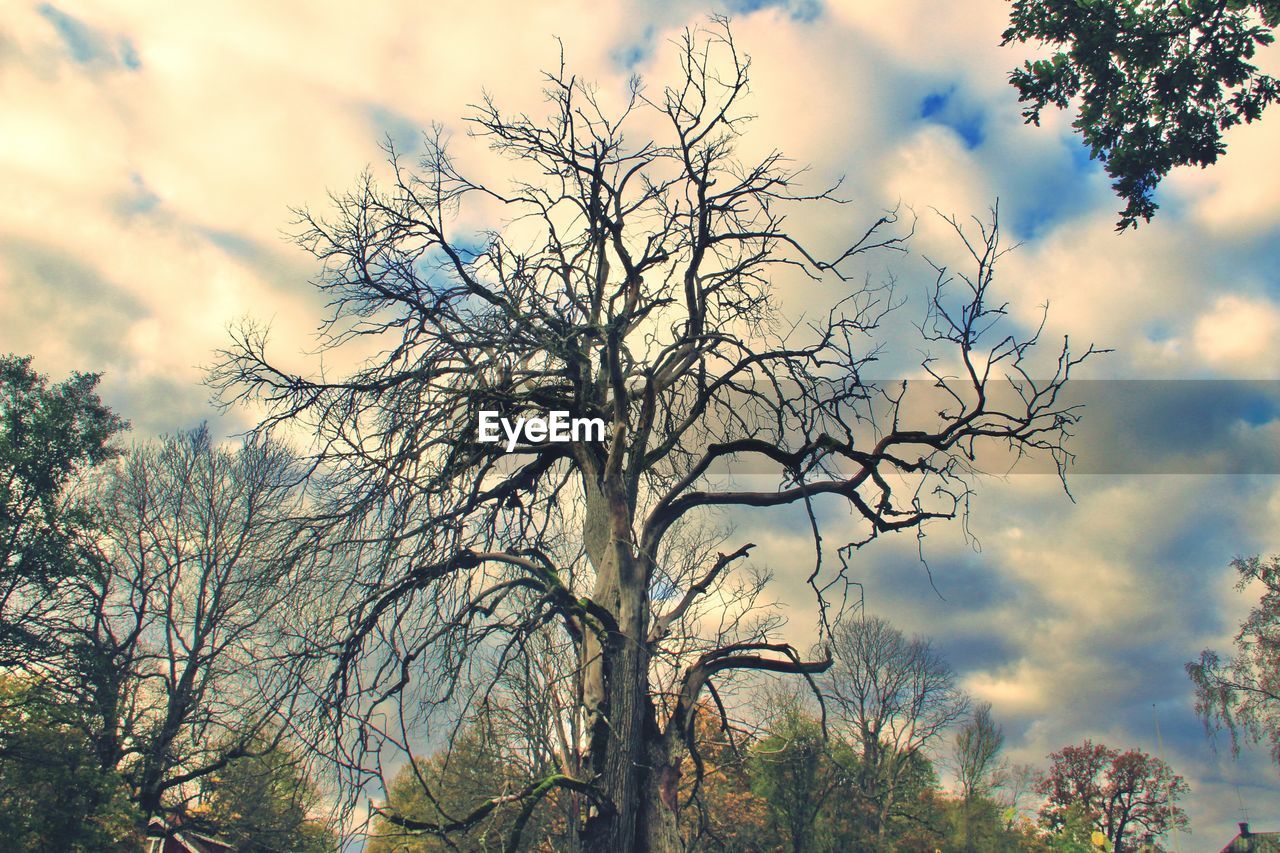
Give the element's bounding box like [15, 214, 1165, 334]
[611, 25, 655, 71]
[1142, 320, 1175, 345]
[944, 631, 1018, 672]
[119, 38, 141, 70]
[1237, 389, 1279, 427]
[122, 173, 160, 215]
[39, 4, 103, 64]
[917, 86, 984, 149]
[366, 104, 422, 155]
[39, 4, 139, 71]
[450, 233, 489, 259]
[200, 227, 261, 260]
[1068, 136, 1096, 172]
[1004, 133, 1110, 238]
[650, 576, 679, 602]
[726, 0, 823, 22]
[919, 91, 949, 118]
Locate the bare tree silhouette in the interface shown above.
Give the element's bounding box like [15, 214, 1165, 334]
[214, 20, 1091, 851]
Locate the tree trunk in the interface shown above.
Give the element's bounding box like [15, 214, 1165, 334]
[584, 645, 682, 851]
[580, 476, 682, 852]
[640, 734, 682, 851]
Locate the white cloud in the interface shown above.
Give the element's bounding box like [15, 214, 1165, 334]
[1193, 295, 1280, 376]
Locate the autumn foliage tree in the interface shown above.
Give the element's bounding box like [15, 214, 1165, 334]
[676, 701, 772, 851]
[1037, 740, 1188, 852]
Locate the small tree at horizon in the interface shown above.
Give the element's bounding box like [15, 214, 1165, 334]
[954, 701, 1005, 805]
[824, 615, 970, 843]
[1037, 740, 1189, 852]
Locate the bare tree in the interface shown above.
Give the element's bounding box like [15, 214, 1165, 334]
[992, 761, 1038, 829]
[824, 616, 970, 842]
[478, 624, 587, 850]
[954, 701, 1004, 804]
[214, 20, 1090, 851]
[64, 426, 309, 825]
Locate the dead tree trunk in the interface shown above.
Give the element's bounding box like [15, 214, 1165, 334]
[581, 471, 676, 851]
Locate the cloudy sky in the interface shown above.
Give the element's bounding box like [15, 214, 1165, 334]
[4, 0, 1280, 844]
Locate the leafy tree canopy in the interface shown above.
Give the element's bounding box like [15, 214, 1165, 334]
[1, 354, 127, 670]
[0, 675, 139, 852]
[1188, 554, 1280, 768]
[195, 738, 336, 853]
[1003, 0, 1280, 229]
[0, 354, 126, 600]
[747, 705, 855, 853]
